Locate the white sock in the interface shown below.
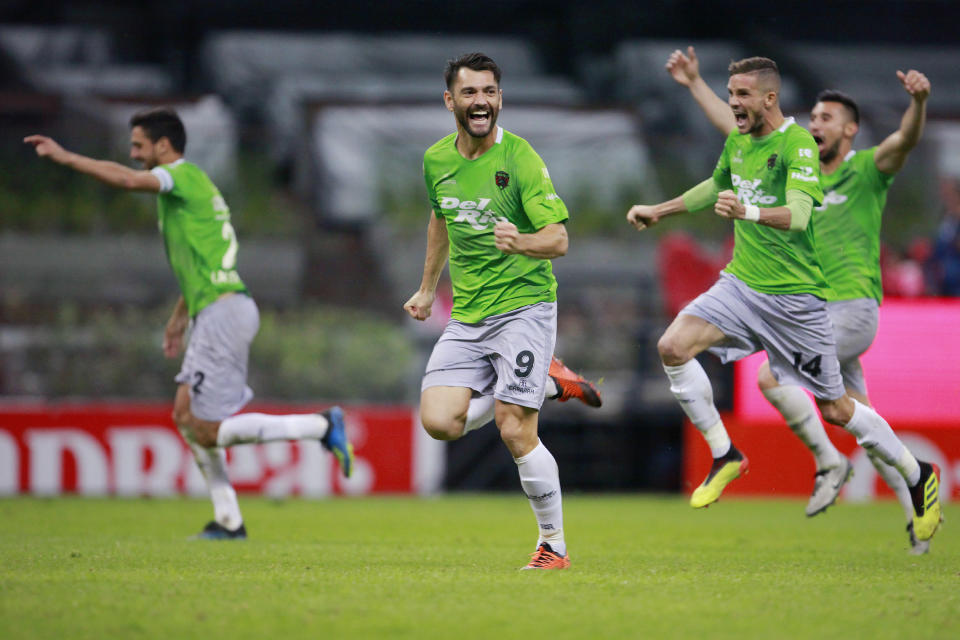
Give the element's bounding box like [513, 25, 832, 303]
[181, 430, 243, 530]
[463, 396, 495, 435]
[217, 413, 328, 447]
[843, 400, 920, 485]
[663, 360, 729, 457]
[763, 385, 842, 471]
[544, 376, 560, 399]
[866, 449, 915, 522]
[515, 440, 565, 556]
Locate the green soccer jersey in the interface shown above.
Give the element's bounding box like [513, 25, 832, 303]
[423, 127, 569, 323]
[813, 148, 893, 303]
[713, 117, 827, 296]
[151, 159, 247, 316]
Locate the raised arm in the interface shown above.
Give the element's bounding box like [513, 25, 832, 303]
[873, 69, 930, 175]
[626, 177, 718, 231]
[403, 212, 450, 321]
[24, 135, 161, 192]
[666, 46, 736, 135]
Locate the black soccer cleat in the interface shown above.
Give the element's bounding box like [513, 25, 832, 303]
[192, 520, 247, 540]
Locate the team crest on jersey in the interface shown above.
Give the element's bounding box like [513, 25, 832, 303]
[495, 170, 510, 189]
[766, 153, 778, 170]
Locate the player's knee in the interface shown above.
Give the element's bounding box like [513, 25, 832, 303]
[657, 333, 690, 367]
[192, 424, 219, 448]
[817, 398, 852, 426]
[756, 363, 778, 391]
[173, 409, 219, 448]
[420, 410, 464, 441]
[172, 405, 191, 429]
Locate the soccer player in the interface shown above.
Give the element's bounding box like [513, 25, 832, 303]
[404, 52, 581, 570]
[25, 108, 355, 539]
[626, 56, 942, 544]
[667, 46, 933, 553]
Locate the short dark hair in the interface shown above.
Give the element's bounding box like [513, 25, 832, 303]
[728, 56, 780, 92]
[815, 89, 860, 124]
[444, 52, 501, 89]
[129, 107, 186, 153]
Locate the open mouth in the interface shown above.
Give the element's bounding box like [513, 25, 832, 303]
[733, 110, 748, 127]
[812, 135, 825, 145]
[469, 110, 490, 127]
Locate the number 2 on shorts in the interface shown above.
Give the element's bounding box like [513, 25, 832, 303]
[192, 371, 205, 394]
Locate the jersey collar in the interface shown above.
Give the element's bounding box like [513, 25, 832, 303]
[777, 116, 795, 133]
[843, 149, 856, 162]
[495, 126, 503, 144]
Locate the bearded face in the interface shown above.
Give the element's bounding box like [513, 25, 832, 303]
[446, 68, 502, 139]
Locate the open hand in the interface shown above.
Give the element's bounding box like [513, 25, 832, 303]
[666, 46, 700, 87]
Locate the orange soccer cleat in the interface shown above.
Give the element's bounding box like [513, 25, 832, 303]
[521, 543, 571, 570]
[549, 356, 602, 408]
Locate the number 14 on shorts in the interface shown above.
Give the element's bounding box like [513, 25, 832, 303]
[792, 352, 822, 378]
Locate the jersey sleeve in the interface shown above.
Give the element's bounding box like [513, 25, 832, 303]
[151, 166, 175, 193]
[861, 146, 896, 189]
[784, 129, 823, 206]
[515, 143, 568, 229]
[711, 134, 734, 191]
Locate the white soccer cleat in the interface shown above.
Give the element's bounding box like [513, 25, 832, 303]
[805, 457, 853, 517]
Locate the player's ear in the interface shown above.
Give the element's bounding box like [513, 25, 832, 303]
[844, 121, 859, 138]
[443, 90, 454, 112]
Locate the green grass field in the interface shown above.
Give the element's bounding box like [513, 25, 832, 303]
[0, 495, 955, 639]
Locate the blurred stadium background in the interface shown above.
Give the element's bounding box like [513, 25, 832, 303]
[2, 0, 960, 500]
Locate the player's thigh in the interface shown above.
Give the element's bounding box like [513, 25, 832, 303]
[175, 296, 258, 424]
[659, 313, 726, 360]
[827, 299, 877, 395]
[173, 383, 220, 447]
[827, 299, 878, 363]
[421, 320, 497, 397]
[489, 302, 556, 409]
[662, 274, 757, 364]
[420, 385, 473, 427]
[762, 295, 845, 401]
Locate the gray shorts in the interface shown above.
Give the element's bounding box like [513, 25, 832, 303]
[827, 297, 879, 396]
[681, 273, 845, 400]
[421, 302, 557, 410]
[175, 294, 259, 421]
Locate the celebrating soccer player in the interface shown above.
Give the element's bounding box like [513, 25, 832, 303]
[26, 108, 355, 539]
[626, 56, 941, 545]
[404, 52, 598, 570]
[667, 46, 934, 553]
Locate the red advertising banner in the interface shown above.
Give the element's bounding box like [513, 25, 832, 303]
[0, 403, 442, 496]
[683, 417, 959, 502]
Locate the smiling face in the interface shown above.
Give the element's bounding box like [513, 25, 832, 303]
[809, 101, 859, 164]
[129, 126, 160, 169]
[727, 72, 772, 135]
[444, 67, 502, 140]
